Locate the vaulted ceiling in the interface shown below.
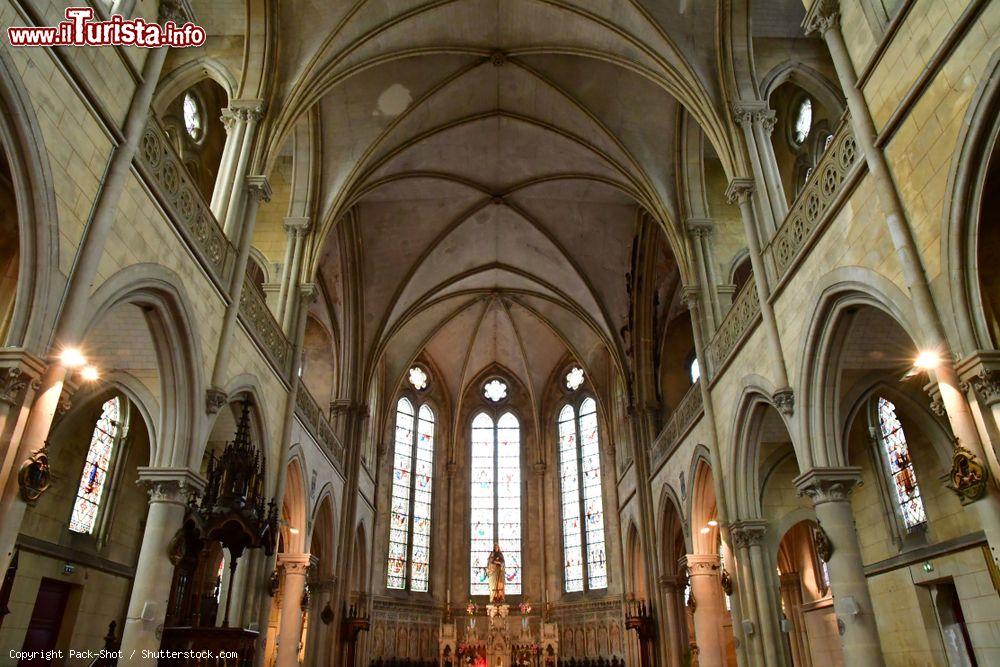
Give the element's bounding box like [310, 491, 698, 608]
[222, 0, 752, 406]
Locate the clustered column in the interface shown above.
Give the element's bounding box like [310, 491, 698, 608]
[276, 217, 312, 334]
[730, 521, 785, 667]
[733, 102, 788, 236]
[794, 467, 884, 666]
[216, 101, 265, 242]
[657, 574, 688, 667]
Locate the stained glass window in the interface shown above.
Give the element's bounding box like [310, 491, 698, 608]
[792, 97, 812, 145]
[387, 398, 435, 591]
[183, 92, 202, 140]
[470, 412, 522, 595]
[69, 396, 126, 534]
[875, 397, 926, 531]
[559, 398, 607, 592]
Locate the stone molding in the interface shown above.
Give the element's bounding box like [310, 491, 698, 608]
[246, 175, 272, 203]
[793, 466, 863, 505]
[773, 387, 795, 416]
[0, 349, 45, 407]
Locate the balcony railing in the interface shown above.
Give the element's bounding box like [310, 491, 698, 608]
[238, 275, 293, 373]
[295, 381, 345, 469]
[767, 113, 861, 281]
[135, 121, 236, 289]
[707, 278, 760, 372]
[651, 383, 704, 469]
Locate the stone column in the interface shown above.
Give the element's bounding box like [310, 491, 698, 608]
[210, 107, 242, 218]
[733, 102, 787, 236]
[222, 101, 265, 241]
[686, 554, 725, 667]
[208, 176, 272, 399]
[119, 468, 205, 663]
[731, 521, 785, 667]
[0, 353, 45, 498]
[804, 0, 1000, 567]
[279, 217, 312, 333]
[305, 577, 337, 666]
[794, 467, 884, 666]
[779, 573, 810, 667]
[658, 575, 686, 667]
[276, 553, 313, 667]
[686, 219, 720, 334]
[730, 529, 764, 667]
[725, 179, 794, 411]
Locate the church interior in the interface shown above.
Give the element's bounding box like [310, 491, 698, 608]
[0, 0, 999, 665]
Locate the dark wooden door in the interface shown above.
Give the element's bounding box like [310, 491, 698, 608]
[19, 578, 72, 665]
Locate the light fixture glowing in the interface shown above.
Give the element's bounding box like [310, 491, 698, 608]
[289, 527, 300, 535]
[914, 350, 940, 370]
[707, 519, 719, 527]
[80, 366, 100, 382]
[700, 526, 711, 534]
[59, 347, 86, 368]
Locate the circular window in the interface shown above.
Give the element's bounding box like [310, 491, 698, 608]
[183, 92, 204, 142]
[483, 378, 509, 403]
[565, 366, 585, 391]
[791, 97, 813, 146]
[408, 366, 429, 391]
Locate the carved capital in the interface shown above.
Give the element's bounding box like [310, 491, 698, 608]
[680, 286, 701, 312]
[685, 218, 714, 239]
[729, 520, 767, 549]
[928, 397, 946, 418]
[968, 370, 1000, 406]
[246, 175, 272, 203]
[299, 282, 318, 305]
[279, 553, 314, 576]
[206, 387, 228, 414]
[802, 0, 841, 37]
[773, 387, 794, 416]
[685, 554, 721, 574]
[1, 367, 39, 406]
[220, 108, 239, 134]
[725, 178, 755, 206]
[158, 0, 194, 24]
[755, 109, 777, 135]
[137, 467, 205, 505]
[283, 216, 312, 236]
[230, 99, 265, 123]
[794, 466, 863, 505]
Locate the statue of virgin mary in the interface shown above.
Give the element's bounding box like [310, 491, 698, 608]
[486, 541, 506, 603]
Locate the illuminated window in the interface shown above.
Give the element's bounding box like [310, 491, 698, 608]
[470, 412, 522, 595]
[408, 366, 429, 391]
[565, 366, 585, 392]
[69, 396, 128, 534]
[183, 92, 203, 141]
[689, 358, 701, 384]
[483, 378, 509, 403]
[386, 397, 435, 591]
[792, 97, 813, 145]
[875, 397, 926, 531]
[558, 398, 607, 592]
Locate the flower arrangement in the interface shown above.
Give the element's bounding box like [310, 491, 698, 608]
[519, 600, 532, 615]
[466, 600, 477, 616]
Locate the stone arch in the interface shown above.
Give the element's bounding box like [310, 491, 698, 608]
[796, 269, 921, 466]
[689, 457, 719, 555]
[760, 62, 845, 122]
[153, 57, 237, 117]
[82, 264, 204, 470]
[657, 483, 689, 575]
[282, 453, 309, 553]
[309, 488, 339, 576]
[0, 47, 59, 349]
[941, 50, 1000, 351]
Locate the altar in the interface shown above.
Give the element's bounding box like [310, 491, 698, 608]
[439, 543, 558, 666]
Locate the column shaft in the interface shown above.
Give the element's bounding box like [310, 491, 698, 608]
[687, 555, 725, 667]
[276, 556, 310, 667]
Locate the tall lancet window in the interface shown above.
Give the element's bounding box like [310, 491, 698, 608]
[387, 397, 435, 591]
[470, 411, 522, 595]
[69, 396, 129, 534]
[874, 396, 926, 531]
[558, 397, 608, 592]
